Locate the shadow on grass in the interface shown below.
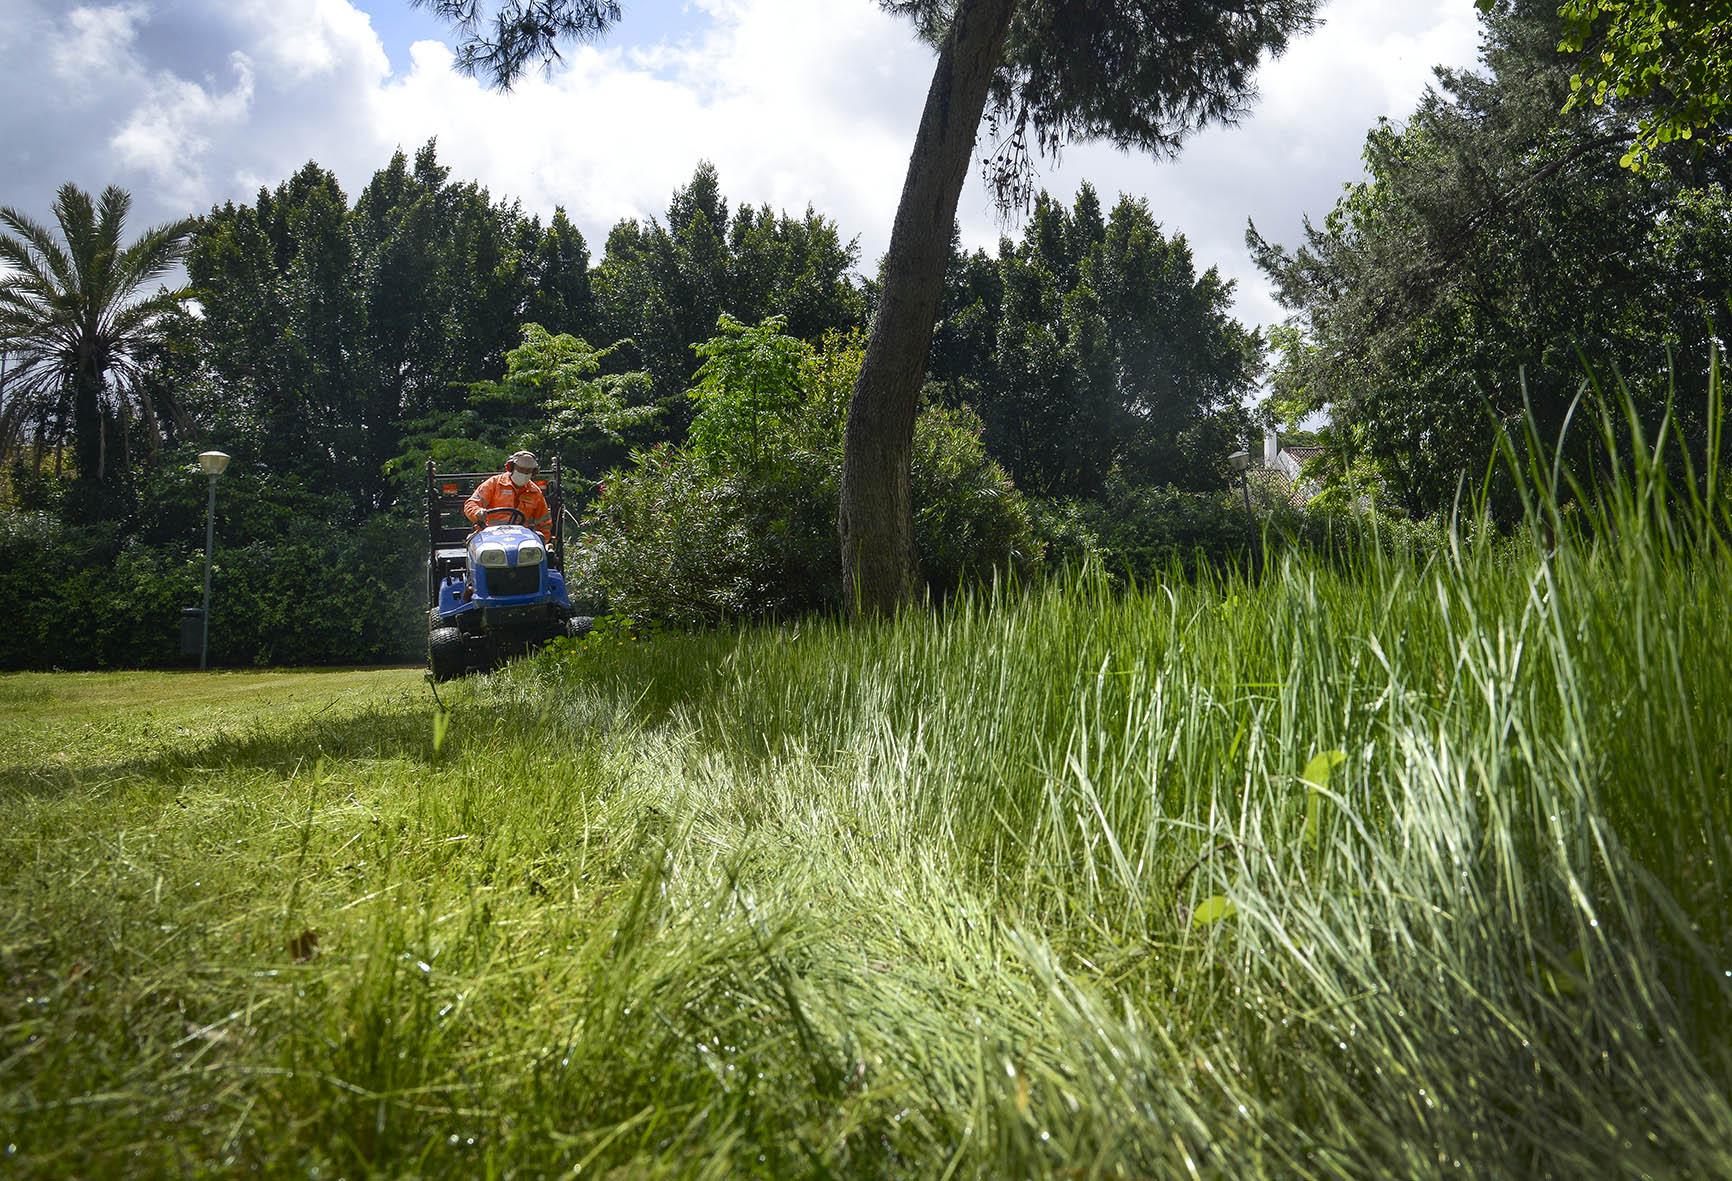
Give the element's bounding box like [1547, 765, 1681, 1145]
[0, 705, 438, 800]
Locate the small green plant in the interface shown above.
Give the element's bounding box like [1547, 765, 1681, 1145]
[686, 314, 806, 473]
[1300, 748, 1347, 848]
[1190, 894, 1237, 927]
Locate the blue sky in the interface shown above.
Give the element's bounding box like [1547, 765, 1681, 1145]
[352, 1, 454, 66]
[1, 0, 1484, 330]
[357, 0, 713, 72]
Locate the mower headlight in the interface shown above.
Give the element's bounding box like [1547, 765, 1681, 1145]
[516, 542, 545, 566]
[475, 543, 508, 568]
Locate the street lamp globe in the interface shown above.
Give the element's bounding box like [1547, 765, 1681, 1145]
[1228, 449, 1250, 472]
[198, 450, 231, 477]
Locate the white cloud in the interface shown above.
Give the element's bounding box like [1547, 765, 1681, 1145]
[4, 0, 1486, 332]
[230, 0, 389, 81]
[7, 0, 394, 215]
[368, 0, 927, 255]
[112, 52, 256, 207]
[1256, 0, 1481, 130]
[50, 2, 149, 93]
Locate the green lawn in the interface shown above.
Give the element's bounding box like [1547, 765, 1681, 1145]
[4, 502, 1732, 1176]
[0, 668, 425, 789]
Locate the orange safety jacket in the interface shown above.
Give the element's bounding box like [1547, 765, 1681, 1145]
[464, 472, 552, 540]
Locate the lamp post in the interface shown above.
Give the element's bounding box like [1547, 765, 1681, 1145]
[197, 451, 230, 670]
[1228, 449, 1260, 577]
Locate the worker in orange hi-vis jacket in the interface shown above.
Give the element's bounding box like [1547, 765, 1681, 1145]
[464, 450, 553, 541]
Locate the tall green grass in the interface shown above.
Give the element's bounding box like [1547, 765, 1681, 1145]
[4, 385, 1730, 1176]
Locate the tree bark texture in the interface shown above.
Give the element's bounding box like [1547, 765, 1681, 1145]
[73, 360, 103, 485]
[838, 0, 1015, 617]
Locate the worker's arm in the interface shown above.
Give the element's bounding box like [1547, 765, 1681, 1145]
[463, 478, 496, 526]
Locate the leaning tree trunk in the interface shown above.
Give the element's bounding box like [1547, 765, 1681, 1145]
[838, 0, 1016, 617]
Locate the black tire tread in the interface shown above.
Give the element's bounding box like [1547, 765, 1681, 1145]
[428, 626, 468, 682]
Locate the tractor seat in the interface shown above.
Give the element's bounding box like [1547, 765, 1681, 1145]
[434, 547, 469, 581]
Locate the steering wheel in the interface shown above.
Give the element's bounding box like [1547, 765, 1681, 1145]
[476, 506, 526, 528]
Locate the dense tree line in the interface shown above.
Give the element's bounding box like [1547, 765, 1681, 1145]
[2, 141, 1269, 666]
[5, 141, 1257, 517]
[170, 147, 864, 513]
[1, 145, 867, 513]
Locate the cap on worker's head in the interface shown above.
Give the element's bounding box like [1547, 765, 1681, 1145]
[507, 450, 539, 472]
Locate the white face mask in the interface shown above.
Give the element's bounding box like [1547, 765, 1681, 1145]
[510, 469, 532, 488]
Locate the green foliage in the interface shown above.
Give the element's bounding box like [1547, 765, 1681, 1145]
[578, 324, 1036, 624]
[1022, 494, 1101, 569]
[0, 515, 421, 671]
[686, 314, 806, 471]
[930, 186, 1259, 496]
[237, 522, 419, 665]
[570, 448, 809, 626]
[1528, 0, 1732, 170]
[502, 325, 656, 456]
[1, 458, 423, 670]
[593, 163, 867, 427]
[911, 402, 1043, 597]
[391, 321, 657, 500]
[1035, 476, 1257, 579]
[1030, 467, 1454, 583]
[1252, 4, 1732, 517]
[187, 147, 599, 504]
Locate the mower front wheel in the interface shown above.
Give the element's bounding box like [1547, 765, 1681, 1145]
[428, 626, 468, 682]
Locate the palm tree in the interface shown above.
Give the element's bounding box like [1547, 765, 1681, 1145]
[0, 183, 193, 491]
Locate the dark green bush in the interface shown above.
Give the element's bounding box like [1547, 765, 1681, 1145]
[912, 403, 1043, 598]
[203, 516, 425, 667]
[573, 446, 824, 626]
[1026, 473, 1454, 584]
[3, 504, 423, 671]
[1279, 501, 1453, 568]
[1, 514, 200, 669]
[1090, 479, 1258, 577]
[1027, 477, 1256, 580]
[576, 325, 1039, 625]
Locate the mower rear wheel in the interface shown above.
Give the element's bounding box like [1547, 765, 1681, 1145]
[428, 626, 468, 681]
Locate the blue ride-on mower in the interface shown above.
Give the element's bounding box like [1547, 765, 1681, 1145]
[425, 459, 592, 680]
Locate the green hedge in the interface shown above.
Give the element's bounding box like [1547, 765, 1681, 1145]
[3, 510, 423, 670]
